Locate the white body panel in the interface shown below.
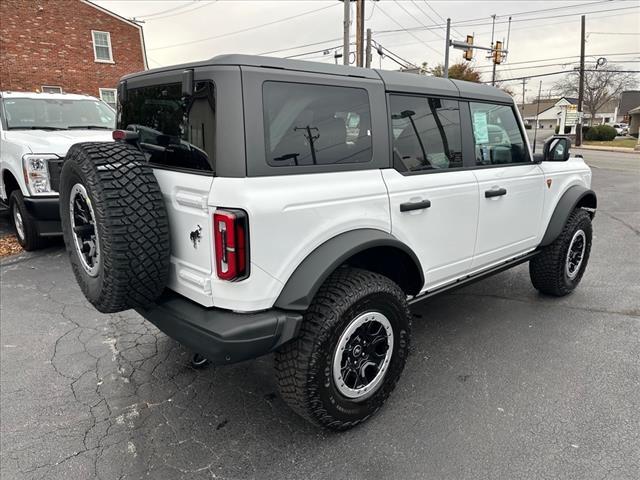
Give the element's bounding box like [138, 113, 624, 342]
[206, 171, 391, 311]
[381, 168, 479, 290]
[152, 169, 215, 307]
[157, 156, 592, 312]
[471, 164, 545, 269]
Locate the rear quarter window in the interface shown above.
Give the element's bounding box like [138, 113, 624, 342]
[120, 81, 215, 173]
[262, 81, 373, 167]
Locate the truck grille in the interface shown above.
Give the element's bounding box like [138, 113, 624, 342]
[48, 158, 64, 192]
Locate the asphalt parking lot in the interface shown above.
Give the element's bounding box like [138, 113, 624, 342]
[1, 150, 638, 480]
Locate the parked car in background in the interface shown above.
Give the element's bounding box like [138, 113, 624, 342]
[0, 91, 115, 250]
[608, 123, 628, 136]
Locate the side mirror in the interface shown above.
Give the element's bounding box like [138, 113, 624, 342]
[542, 135, 571, 162]
[182, 69, 194, 97]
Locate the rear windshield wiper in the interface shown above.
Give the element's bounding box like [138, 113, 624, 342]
[66, 125, 112, 130]
[8, 126, 68, 130]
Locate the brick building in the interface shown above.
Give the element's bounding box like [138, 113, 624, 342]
[0, 0, 147, 108]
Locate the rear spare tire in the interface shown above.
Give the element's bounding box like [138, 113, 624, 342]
[59, 142, 170, 313]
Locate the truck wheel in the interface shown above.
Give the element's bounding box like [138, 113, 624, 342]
[275, 267, 411, 430]
[530, 208, 592, 296]
[10, 190, 45, 251]
[59, 142, 170, 313]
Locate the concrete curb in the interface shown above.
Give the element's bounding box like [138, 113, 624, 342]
[575, 145, 639, 154]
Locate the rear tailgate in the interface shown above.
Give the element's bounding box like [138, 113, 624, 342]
[153, 169, 214, 306]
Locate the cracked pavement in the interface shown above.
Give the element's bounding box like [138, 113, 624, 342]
[1, 150, 639, 480]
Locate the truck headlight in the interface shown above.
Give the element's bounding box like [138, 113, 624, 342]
[22, 154, 58, 195]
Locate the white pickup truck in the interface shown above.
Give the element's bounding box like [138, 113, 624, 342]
[0, 91, 115, 250]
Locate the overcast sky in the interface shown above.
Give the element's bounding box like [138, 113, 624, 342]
[94, 0, 639, 102]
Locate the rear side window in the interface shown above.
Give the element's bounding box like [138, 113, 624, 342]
[389, 94, 463, 172]
[469, 102, 528, 165]
[120, 81, 215, 172]
[263, 81, 372, 167]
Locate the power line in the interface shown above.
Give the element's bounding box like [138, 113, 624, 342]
[376, 7, 636, 44]
[138, 1, 216, 21]
[284, 45, 347, 60]
[149, 3, 339, 51]
[258, 5, 636, 61]
[473, 52, 640, 70]
[136, 1, 197, 19]
[422, 1, 464, 38]
[483, 69, 640, 84]
[493, 0, 612, 19]
[394, 0, 443, 40]
[259, 37, 343, 56]
[480, 59, 640, 73]
[372, 40, 419, 70]
[410, 1, 445, 37]
[375, 4, 638, 35]
[377, 2, 441, 56]
[588, 32, 640, 35]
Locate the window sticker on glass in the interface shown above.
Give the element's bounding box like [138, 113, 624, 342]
[473, 111, 489, 144]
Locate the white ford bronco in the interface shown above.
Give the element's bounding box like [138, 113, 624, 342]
[0, 91, 115, 250]
[57, 55, 596, 430]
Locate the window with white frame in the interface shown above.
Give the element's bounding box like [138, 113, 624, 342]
[99, 88, 117, 110]
[41, 86, 62, 94]
[92, 30, 113, 62]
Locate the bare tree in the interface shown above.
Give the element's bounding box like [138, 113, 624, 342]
[553, 67, 638, 125]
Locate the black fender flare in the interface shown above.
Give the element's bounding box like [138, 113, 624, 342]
[274, 229, 424, 311]
[540, 185, 597, 246]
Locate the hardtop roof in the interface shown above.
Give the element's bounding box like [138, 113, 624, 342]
[121, 54, 512, 103]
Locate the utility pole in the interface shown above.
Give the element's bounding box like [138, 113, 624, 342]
[444, 18, 451, 78]
[365, 28, 372, 68]
[356, 0, 365, 67]
[342, 0, 350, 66]
[490, 14, 497, 86]
[521, 77, 527, 114]
[576, 15, 586, 146]
[532, 80, 542, 153]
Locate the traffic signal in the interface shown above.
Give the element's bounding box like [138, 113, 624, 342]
[494, 40, 503, 64]
[463, 35, 474, 61]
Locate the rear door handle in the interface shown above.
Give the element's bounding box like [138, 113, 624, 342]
[485, 187, 507, 198]
[400, 200, 431, 212]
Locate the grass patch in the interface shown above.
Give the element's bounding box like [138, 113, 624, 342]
[584, 138, 637, 148]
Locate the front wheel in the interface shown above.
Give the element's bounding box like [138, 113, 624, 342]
[275, 268, 411, 430]
[10, 191, 45, 251]
[530, 208, 593, 296]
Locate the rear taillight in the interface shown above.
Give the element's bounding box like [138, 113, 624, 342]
[213, 209, 249, 281]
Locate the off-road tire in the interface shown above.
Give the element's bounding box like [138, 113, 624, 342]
[275, 267, 411, 431]
[9, 190, 46, 251]
[530, 208, 592, 296]
[59, 142, 170, 313]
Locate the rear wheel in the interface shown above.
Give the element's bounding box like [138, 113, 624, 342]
[10, 190, 45, 251]
[530, 208, 592, 296]
[59, 142, 170, 313]
[275, 268, 411, 430]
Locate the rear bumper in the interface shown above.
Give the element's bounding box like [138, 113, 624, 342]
[136, 291, 303, 365]
[23, 196, 62, 236]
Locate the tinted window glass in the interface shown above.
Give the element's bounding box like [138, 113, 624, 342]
[469, 102, 528, 165]
[263, 82, 372, 167]
[120, 81, 215, 172]
[390, 95, 463, 172]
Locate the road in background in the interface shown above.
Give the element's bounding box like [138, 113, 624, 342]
[1, 151, 638, 480]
